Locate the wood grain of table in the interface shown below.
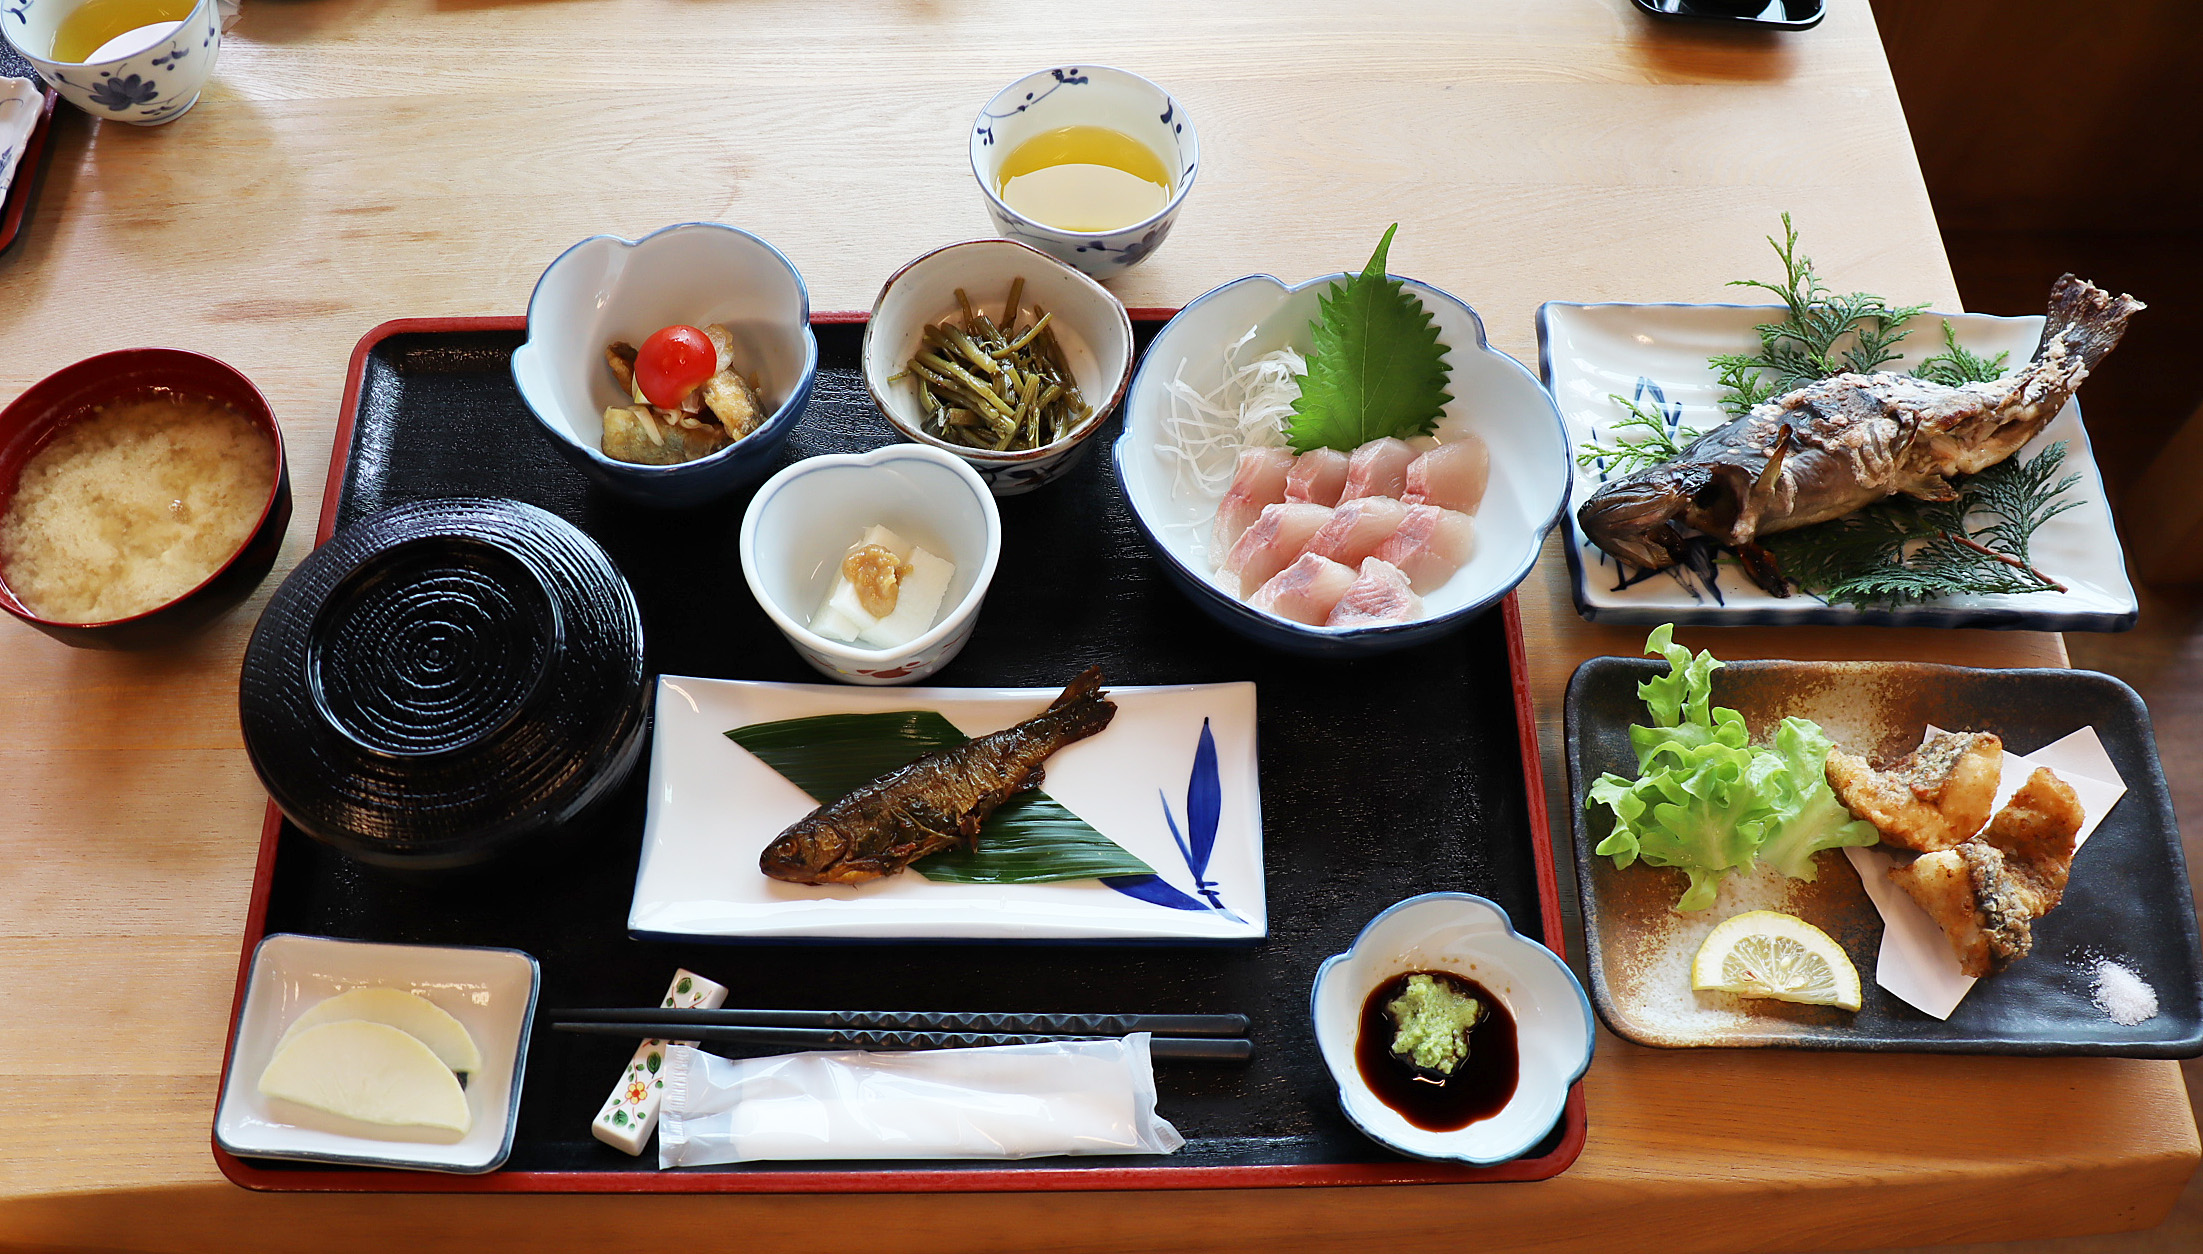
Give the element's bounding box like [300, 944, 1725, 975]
[0, 1, 2190, 1250]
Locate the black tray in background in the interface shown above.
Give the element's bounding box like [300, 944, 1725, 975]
[226, 316, 1575, 1189]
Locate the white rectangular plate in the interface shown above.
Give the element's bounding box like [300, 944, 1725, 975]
[215, 934, 539, 1173]
[1538, 301, 2138, 630]
[630, 676, 1266, 942]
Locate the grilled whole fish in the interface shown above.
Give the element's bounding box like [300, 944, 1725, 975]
[1578, 275, 2143, 592]
[758, 668, 1117, 885]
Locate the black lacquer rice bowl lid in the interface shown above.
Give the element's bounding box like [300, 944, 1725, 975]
[240, 498, 647, 869]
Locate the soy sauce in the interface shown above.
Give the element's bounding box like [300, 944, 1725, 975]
[1355, 970, 1518, 1131]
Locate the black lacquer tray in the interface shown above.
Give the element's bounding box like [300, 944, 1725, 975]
[215, 314, 1583, 1193]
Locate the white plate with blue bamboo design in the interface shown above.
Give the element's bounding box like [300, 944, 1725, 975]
[629, 675, 1265, 942]
[1538, 302, 2138, 631]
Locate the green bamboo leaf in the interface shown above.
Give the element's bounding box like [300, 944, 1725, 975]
[1285, 224, 1453, 452]
[725, 712, 1155, 884]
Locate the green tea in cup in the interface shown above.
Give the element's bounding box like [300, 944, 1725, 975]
[994, 125, 1173, 234]
[49, 0, 192, 62]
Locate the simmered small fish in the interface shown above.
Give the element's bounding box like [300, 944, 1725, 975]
[758, 668, 1117, 886]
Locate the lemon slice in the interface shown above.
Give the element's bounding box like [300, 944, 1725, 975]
[1691, 911, 1862, 1011]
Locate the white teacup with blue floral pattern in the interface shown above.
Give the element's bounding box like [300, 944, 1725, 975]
[969, 65, 1198, 281]
[1, 0, 221, 126]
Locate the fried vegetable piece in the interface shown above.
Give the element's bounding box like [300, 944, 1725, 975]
[1886, 767, 2083, 977]
[606, 342, 639, 395]
[602, 404, 732, 466]
[1825, 730, 2004, 852]
[701, 369, 765, 439]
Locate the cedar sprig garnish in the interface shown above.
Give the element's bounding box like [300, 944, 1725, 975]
[1763, 442, 2079, 606]
[1715, 213, 1929, 415]
[1575, 390, 1689, 475]
[1913, 319, 2012, 387]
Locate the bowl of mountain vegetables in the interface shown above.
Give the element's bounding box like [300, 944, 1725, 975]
[863, 239, 1133, 496]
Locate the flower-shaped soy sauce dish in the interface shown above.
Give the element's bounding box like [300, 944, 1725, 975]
[511, 222, 818, 509]
[1116, 270, 1572, 657]
[1311, 893, 1593, 1165]
[739, 444, 1001, 685]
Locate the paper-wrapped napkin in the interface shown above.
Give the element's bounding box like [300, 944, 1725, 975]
[1844, 726, 2128, 1019]
[657, 1035, 1185, 1166]
[0, 78, 38, 210]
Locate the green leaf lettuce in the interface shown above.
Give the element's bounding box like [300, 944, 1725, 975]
[1586, 626, 1873, 911]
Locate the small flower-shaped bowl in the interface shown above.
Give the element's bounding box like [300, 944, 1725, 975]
[0, 348, 291, 649]
[863, 238, 1133, 496]
[1114, 270, 1572, 657]
[739, 444, 1002, 685]
[1310, 893, 1594, 1165]
[510, 222, 819, 510]
[969, 65, 1198, 279]
[2, 0, 222, 126]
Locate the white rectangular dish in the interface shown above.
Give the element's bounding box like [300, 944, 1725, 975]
[214, 934, 539, 1173]
[629, 675, 1266, 942]
[1539, 301, 2138, 630]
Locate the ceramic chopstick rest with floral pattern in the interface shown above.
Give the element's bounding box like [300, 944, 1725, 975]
[591, 969, 730, 1155]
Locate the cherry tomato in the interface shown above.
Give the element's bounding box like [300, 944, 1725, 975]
[634, 325, 717, 409]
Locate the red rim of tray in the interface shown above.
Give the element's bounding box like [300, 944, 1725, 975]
[216, 312, 1587, 1194]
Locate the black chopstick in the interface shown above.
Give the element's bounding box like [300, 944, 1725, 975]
[549, 1020, 1252, 1062]
[552, 1006, 1249, 1038]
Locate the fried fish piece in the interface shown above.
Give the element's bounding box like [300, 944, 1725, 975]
[1825, 730, 2004, 852]
[1885, 767, 2083, 977]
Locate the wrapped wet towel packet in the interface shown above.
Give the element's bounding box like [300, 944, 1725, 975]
[0, 78, 37, 209]
[657, 1034, 1185, 1166]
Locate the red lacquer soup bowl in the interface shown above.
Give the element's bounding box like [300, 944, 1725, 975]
[0, 348, 292, 649]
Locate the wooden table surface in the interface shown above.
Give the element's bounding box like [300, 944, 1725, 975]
[0, 1, 2192, 1250]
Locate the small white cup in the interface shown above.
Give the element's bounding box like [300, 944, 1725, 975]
[1, 0, 223, 126]
[739, 444, 1002, 686]
[969, 65, 1198, 280]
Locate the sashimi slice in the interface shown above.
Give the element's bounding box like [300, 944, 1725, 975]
[1372, 505, 1478, 593]
[1210, 446, 1296, 561]
[1403, 437, 1490, 514]
[1224, 502, 1333, 596]
[1284, 448, 1351, 507]
[1327, 558, 1422, 627]
[1304, 496, 1410, 567]
[1338, 437, 1417, 502]
[1249, 553, 1358, 626]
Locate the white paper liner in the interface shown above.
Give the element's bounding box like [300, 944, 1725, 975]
[1844, 726, 2129, 1019]
[657, 1034, 1184, 1165]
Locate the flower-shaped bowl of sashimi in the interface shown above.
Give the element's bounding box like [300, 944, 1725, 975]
[1115, 270, 1571, 656]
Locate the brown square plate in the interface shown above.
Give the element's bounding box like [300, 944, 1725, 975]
[1565, 655, 2203, 1054]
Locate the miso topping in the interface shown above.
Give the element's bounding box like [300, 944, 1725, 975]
[1385, 972, 1485, 1077]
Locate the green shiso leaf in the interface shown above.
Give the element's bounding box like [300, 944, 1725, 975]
[1586, 626, 1871, 912]
[1285, 224, 1453, 453]
[726, 711, 1155, 884]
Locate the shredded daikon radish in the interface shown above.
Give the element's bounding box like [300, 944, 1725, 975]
[1157, 328, 1305, 500]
